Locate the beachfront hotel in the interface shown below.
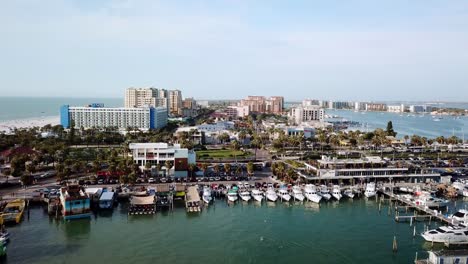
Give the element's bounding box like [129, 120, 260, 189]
[60, 104, 168, 131]
[238, 96, 284, 114]
[129, 143, 196, 177]
[288, 105, 325, 125]
[125, 87, 168, 109]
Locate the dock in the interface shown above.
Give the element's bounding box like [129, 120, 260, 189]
[380, 188, 459, 226]
[185, 186, 201, 213]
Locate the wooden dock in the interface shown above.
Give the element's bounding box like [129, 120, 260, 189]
[380, 189, 459, 226]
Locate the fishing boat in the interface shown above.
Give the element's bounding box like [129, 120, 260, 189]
[202, 186, 212, 204]
[251, 189, 264, 202]
[239, 191, 251, 202]
[227, 189, 238, 203]
[364, 183, 376, 198]
[422, 225, 468, 243]
[331, 185, 342, 201]
[99, 191, 116, 210]
[0, 199, 25, 225]
[59, 184, 91, 220]
[414, 195, 449, 209]
[319, 185, 331, 200]
[304, 184, 321, 203]
[343, 189, 355, 199]
[291, 186, 305, 202]
[277, 188, 291, 202]
[265, 188, 278, 202]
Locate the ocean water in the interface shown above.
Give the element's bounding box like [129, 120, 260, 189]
[0, 97, 123, 122]
[327, 110, 468, 139]
[3, 198, 449, 264]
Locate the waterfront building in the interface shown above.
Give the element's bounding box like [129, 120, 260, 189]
[284, 126, 315, 138]
[239, 96, 284, 114]
[387, 104, 406, 113]
[125, 87, 168, 109]
[288, 105, 324, 125]
[60, 104, 168, 131]
[303, 156, 440, 181]
[365, 103, 387, 112]
[328, 101, 353, 110]
[129, 143, 196, 178]
[354, 102, 367, 111]
[409, 105, 434, 113]
[302, 99, 320, 107]
[59, 184, 91, 220]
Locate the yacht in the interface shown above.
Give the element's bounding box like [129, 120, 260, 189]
[239, 191, 251, 202]
[202, 186, 213, 204]
[331, 185, 342, 201]
[304, 184, 322, 203]
[291, 186, 305, 202]
[266, 188, 278, 202]
[251, 189, 264, 202]
[449, 209, 468, 223]
[277, 188, 291, 202]
[319, 185, 331, 200]
[364, 183, 376, 198]
[422, 225, 468, 243]
[227, 189, 238, 203]
[343, 189, 355, 199]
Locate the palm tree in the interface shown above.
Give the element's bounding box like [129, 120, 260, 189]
[230, 140, 240, 151]
[188, 163, 196, 181]
[224, 163, 231, 175]
[165, 160, 172, 177]
[201, 163, 208, 176]
[246, 161, 254, 177]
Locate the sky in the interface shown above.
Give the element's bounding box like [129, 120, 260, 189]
[0, 0, 468, 101]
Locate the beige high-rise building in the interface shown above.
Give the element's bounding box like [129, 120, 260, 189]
[239, 95, 284, 114]
[169, 90, 183, 115]
[125, 87, 168, 109]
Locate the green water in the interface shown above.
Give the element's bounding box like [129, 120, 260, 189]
[6, 198, 437, 264]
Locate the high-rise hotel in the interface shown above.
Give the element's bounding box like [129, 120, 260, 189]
[125, 87, 184, 115]
[60, 104, 167, 131]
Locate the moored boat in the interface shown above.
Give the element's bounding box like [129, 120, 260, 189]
[251, 189, 264, 202]
[277, 188, 291, 202]
[343, 189, 355, 199]
[59, 184, 91, 220]
[291, 186, 305, 202]
[227, 189, 238, 203]
[266, 188, 278, 202]
[364, 183, 376, 198]
[331, 185, 342, 201]
[99, 191, 116, 210]
[304, 184, 321, 203]
[0, 199, 26, 225]
[319, 185, 331, 200]
[239, 191, 251, 202]
[202, 186, 213, 204]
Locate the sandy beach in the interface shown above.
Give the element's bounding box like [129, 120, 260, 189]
[0, 116, 60, 133]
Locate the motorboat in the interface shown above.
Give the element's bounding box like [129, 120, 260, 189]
[0, 199, 25, 224]
[0, 229, 9, 245]
[343, 189, 355, 199]
[304, 184, 321, 203]
[202, 186, 213, 204]
[251, 189, 264, 202]
[364, 183, 376, 198]
[99, 191, 116, 209]
[227, 189, 238, 202]
[239, 191, 251, 202]
[291, 186, 305, 202]
[449, 209, 468, 223]
[331, 185, 342, 201]
[422, 225, 468, 243]
[266, 188, 278, 202]
[414, 195, 449, 209]
[277, 188, 291, 202]
[319, 185, 331, 200]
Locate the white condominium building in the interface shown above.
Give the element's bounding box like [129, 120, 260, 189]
[289, 105, 324, 125]
[60, 104, 167, 131]
[129, 143, 196, 178]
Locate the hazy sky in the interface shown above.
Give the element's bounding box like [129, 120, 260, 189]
[1, 0, 468, 101]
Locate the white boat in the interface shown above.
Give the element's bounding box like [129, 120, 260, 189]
[251, 189, 264, 202]
[319, 185, 331, 200]
[239, 191, 251, 202]
[449, 209, 468, 223]
[265, 188, 278, 202]
[202, 186, 212, 204]
[304, 184, 321, 203]
[364, 183, 376, 198]
[277, 189, 291, 202]
[331, 185, 342, 201]
[422, 225, 468, 243]
[227, 190, 238, 202]
[99, 191, 116, 209]
[291, 186, 305, 202]
[414, 195, 449, 208]
[343, 189, 354, 199]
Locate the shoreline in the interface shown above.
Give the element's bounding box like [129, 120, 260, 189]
[0, 116, 60, 133]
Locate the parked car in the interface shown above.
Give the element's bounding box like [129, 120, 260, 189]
[148, 178, 156, 183]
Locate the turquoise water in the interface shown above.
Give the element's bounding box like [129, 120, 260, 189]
[0, 97, 122, 122]
[5, 198, 441, 264]
[328, 109, 468, 139]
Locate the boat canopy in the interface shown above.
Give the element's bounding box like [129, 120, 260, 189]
[100, 192, 115, 201]
[130, 195, 155, 205]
